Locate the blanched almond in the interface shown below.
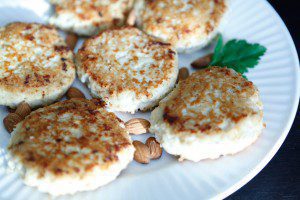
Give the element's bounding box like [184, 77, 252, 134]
[125, 118, 150, 135]
[66, 87, 85, 99]
[191, 53, 213, 69]
[66, 33, 78, 50]
[178, 67, 189, 81]
[3, 113, 22, 133]
[133, 140, 150, 164]
[145, 137, 162, 160]
[15, 101, 31, 119]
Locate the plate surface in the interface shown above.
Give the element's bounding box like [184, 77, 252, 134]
[0, 0, 299, 199]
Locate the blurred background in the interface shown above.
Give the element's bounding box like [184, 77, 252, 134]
[228, 0, 300, 199]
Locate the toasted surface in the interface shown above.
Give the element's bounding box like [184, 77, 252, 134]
[150, 67, 264, 161]
[135, 0, 227, 53]
[161, 67, 262, 134]
[8, 98, 134, 195]
[0, 22, 75, 108]
[49, 0, 134, 36]
[76, 27, 178, 113]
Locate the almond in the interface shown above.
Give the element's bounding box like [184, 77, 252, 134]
[66, 33, 78, 50]
[191, 53, 213, 69]
[145, 137, 162, 160]
[178, 67, 189, 81]
[3, 113, 23, 133]
[15, 101, 31, 119]
[126, 10, 136, 26]
[90, 98, 106, 107]
[66, 87, 85, 99]
[125, 118, 150, 135]
[133, 140, 150, 164]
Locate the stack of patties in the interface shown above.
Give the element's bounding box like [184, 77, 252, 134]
[49, 0, 134, 36]
[7, 98, 134, 196]
[134, 0, 228, 53]
[75, 27, 178, 113]
[0, 22, 75, 108]
[150, 67, 264, 162]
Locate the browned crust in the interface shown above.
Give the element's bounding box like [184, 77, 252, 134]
[50, 0, 134, 27]
[162, 67, 260, 134]
[0, 22, 75, 93]
[137, 0, 227, 46]
[8, 99, 131, 177]
[76, 27, 177, 98]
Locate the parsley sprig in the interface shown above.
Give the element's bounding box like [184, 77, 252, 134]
[209, 34, 267, 76]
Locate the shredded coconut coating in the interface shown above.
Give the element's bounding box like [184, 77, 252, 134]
[8, 99, 132, 178]
[49, 0, 134, 35]
[161, 67, 263, 135]
[76, 27, 178, 112]
[0, 22, 75, 107]
[135, 0, 227, 51]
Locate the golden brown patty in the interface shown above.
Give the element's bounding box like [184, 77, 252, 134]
[76, 27, 178, 113]
[161, 67, 262, 135]
[49, 0, 134, 36]
[135, 0, 227, 52]
[150, 67, 264, 161]
[0, 22, 75, 108]
[8, 98, 132, 178]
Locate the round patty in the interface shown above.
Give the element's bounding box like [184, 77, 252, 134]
[0, 22, 75, 108]
[49, 0, 134, 36]
[150, 67, 264, 162]
[134, 0, 228, 53]
[76, 27, 178, 113]
[7, 98, 134, 196]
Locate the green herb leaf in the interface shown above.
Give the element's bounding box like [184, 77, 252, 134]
[210, 35, 267, 75]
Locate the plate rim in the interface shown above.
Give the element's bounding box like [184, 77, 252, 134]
[217, 1, 300, 199]
[0, 0, 299, 199]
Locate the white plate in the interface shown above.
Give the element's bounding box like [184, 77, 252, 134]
[0, 0, 299, 199]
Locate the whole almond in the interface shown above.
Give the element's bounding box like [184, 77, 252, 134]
[15, 101, 31, 119]
[66, 87, 85, 99]
[126, 10, 136, 26]
[3, 113, 23, 133]
[191, 53, 213, 69]
[125, 118, 150, 135]
[145, 137, 162, 160]
[133, 140, 150, 164]
[66, 33, 78, 50]
[178, 67, 189, 81]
